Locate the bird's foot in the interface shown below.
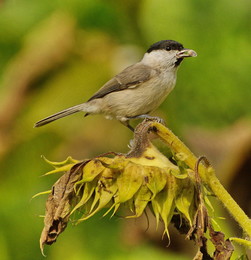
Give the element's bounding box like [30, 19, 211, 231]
[120, 115, 165, 132]
[130, 114, 166, 125]
[120, 120, 135, 132]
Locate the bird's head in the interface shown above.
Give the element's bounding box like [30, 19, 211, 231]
[143, 40, 197, 69]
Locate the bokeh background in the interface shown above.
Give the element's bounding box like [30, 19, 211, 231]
[1, 0, 251, 259]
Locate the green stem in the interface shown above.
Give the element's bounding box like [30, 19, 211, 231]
[151, 122, 251, 237]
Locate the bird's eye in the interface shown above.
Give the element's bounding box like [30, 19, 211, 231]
[165, 46, 171, 51]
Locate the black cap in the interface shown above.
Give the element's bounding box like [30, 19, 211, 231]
[147, 40, 184, 53]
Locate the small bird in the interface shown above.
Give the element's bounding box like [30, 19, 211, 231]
[35, 40, 197, 131]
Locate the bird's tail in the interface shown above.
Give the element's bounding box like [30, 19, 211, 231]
[34, 104, 86, 127]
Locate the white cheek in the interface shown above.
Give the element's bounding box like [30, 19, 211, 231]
[142, 50, 177, 69]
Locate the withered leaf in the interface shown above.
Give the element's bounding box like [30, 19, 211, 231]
[40, 161, 86, 255]
[193, 237, 213, 260]
[209, 228, 234, 260]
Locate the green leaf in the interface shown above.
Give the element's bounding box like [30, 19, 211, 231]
[211, 218, 222, 231]
[88, 169, 118, 216]
[229, 237, 251, 248]
[90, 186, 101, 213]
[77, 168, 119, 220]
[81, 160, 105, 182]
[145, 167, 167, 198]
[175, 152, 188, 161]
[74, 182, 84, 195]
[43, 164, 75, 175]
[71, 180, 98, 214]
[204, 192, 215, 213]
[117, 162, 143, 203]
[42, 155, 79, 168]
[76, 198, 95, 223]
[154, 174, 177, 237]
[170, 168, 187, 179]
[151, 199, 160, 229]
[77, 186, 102, 222]
[234, 254, 249, 260]
[32, 190, 51, 199]
[175, 178, 194, 225]
[103, 194, 120, 218]
[126, 197, 135, 213]
[98, 157, 127, 170]
[127, 184, 152, 218]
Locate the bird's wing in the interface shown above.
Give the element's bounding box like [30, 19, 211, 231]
[88, 63, 154, 101]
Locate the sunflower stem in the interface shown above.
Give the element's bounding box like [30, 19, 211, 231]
[151, 122, 251, 237]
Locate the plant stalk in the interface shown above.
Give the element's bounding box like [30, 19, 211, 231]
[151, 122, 251, 237]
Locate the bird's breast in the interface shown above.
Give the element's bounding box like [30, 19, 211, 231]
[101, 71, 177, 118]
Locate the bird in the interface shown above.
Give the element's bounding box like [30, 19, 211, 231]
[34, 40, 197, 131]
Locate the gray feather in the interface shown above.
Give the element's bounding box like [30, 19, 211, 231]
[88, 63, 153, 101]
[34, 104, 84, 127]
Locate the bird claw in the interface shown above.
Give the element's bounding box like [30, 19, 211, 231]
[144, 116, 166, 125]
[122, 115, 166, 133]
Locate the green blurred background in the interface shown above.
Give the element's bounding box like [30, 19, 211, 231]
[1, 0, 251, 259]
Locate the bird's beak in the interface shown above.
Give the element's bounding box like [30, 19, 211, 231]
[176, 49, 197, 58]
